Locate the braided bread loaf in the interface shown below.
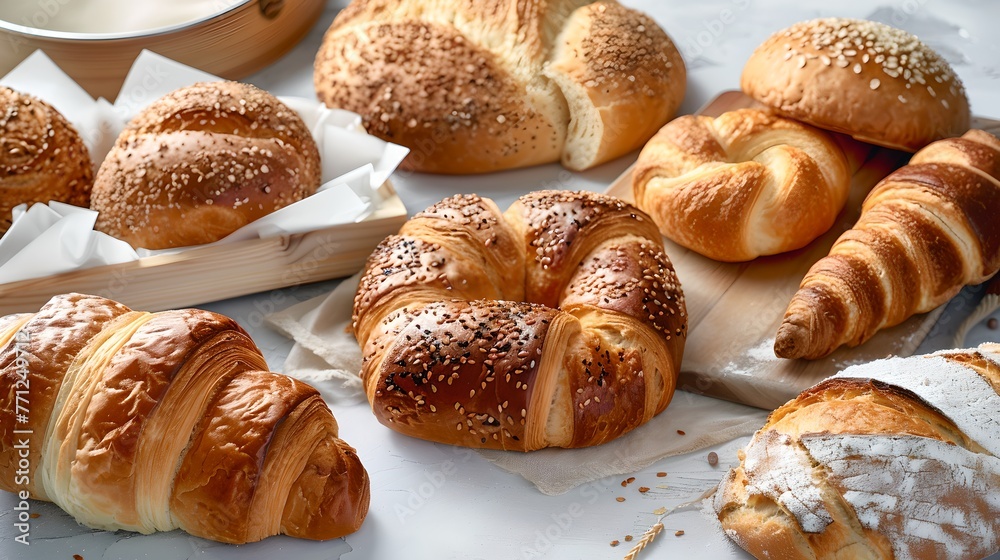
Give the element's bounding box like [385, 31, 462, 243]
[352, 190, 686, 450]
[632, 109, 851, 262]
[715, 344, 1000, 560]
[775, 129, 1000, 359]
[314, 0, 685, 173]
[0, 294, 369, 544]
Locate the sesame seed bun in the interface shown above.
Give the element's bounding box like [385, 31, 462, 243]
[0, 87, 93, 233]
[91, 81, 321, 250]
[741, 18, 970, 152]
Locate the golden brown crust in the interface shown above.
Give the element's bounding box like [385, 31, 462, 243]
[633, 109, 851, 262]
[775, 130, 1000, 359]
[543, 1, 686, 170]
[0, 294, 130, 500]
[0, 294, 369, 543]
[0, 87, 93, 233]
[353, 190, 686, 450]
[91, 81, 321, 250]
[314, 0, 685, 173]
[742, 18, 970, 152]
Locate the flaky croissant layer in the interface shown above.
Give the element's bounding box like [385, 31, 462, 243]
[353, 190, 687, 450]
[776, 129, 1000, 359]
[0, 294, 369, 544]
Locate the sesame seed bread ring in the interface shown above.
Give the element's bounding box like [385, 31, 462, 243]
[352, 190, 687, 450]
[314, 0, 686, 174]
[633, 108, 851, 262]
[742, 18, 970, 152]
[91, 81, 321, 250]
[0, 86, 94, 234]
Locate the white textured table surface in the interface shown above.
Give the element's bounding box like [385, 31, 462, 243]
[3, 1, 1000, 559]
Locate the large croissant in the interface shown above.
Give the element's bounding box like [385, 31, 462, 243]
[352, 190, 687, 450]
[775, 129, 1000, 359]
[715, 344, 1000, 560]
[0, 294, 369, 544]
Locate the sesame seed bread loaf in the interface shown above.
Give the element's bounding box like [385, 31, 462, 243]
[632, 108, 851, 262]
[352, 190, 687, 449]
[715, 344, 1000, 560]
[774, 129, 1000, 360]
[90, 81, 322, 250]
[0, 293, 369, 544]
[314, 0, 686, 174]
[742, 18, 970, 152]
[0, 87, 93, 234]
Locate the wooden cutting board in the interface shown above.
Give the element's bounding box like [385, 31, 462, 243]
[607, 91, 1000, 411]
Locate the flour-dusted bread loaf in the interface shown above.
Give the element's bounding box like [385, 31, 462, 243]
[0, 293, 369, 544]
[91, 81, 322, 250]
[743, 18, 970, 152]
[715, 344, 1000, 560]
[633, 108, 851, 262]
[314, 0, 686, 173]
[775, 129, 1000, 360]
[0, 86, 93, 233]
[352, 190, 686, 449]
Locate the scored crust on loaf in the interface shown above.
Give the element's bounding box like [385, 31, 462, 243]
[90, 81, 322, 250]
[352, 191, 686, 450]
[0, 87, 94, 233]
[314, 0, 685, 173]
[742, 18, 970, 152]
[715, 347, 1000, 560]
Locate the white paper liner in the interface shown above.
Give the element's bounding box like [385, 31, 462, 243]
[0, 50, 410, 283]
[265, 275, 770, 495]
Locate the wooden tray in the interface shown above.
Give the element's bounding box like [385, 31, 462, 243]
[608, 91, 1000, 410]
[0, 183, 407, 315]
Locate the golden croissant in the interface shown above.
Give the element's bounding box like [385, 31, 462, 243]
[776, 129, 1000, 359]
[633, 108, 851, 262]
[352, 190, 687, 450]
[0, 293, 369, 544]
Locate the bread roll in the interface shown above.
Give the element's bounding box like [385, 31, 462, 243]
[742, 18, 970, 152]
[352, 190, 686, 449]
[715, 344, 1000, 560]
[633, 108, 851, 262]
[91, 81, 322, 250]
[0, 86, 93, 233]
[0, 293, 369, 544]
[314, 0, 685, 174]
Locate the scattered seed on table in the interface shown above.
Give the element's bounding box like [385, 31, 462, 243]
[675, 530, 685, 537]
[708, 452, 719, 466]
[610, 540, 620, 547]
[616, 496, 626, 502]
[656, 472, 667, 478]
[676, 430, 686, 435]
[625, 535, 634, 542]
[639, 486, 650, 493]
[989, 318, 998, 330]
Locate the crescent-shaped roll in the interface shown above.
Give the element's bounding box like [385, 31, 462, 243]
[352, 190, 687, 450]
[0, 294, 369, 544]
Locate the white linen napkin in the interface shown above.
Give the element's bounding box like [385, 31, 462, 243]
[266, 275, 770, 495]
